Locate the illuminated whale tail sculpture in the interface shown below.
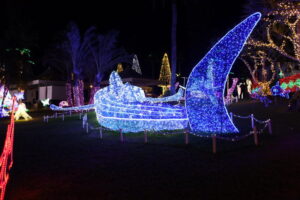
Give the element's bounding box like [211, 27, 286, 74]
[51, 12, 261, 134]
[186, 12, 261, 134]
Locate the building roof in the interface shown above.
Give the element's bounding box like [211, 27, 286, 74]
[100, 77, 164, 87]
[27, 80, 66, 87]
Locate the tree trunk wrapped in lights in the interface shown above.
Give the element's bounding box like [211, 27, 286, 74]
[72, 80, 84, 106]
[66, 82, 74, 106]
[241, 51, 276, 96]
[241, 0, 300, 86]
[88, 86, 100, 104]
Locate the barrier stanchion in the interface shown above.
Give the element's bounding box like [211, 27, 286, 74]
[86, 123, 89, 133]
[253, 127, 258, 146]
[212, 134, 217, 154]
[99, 127, 103, 139]
[69, 110, 72, 116]
[120, 129, 124, 143]
[144, 131, 148, 144]
[251, 114, 255, 129]
[184, 130, 189, 145]
[268, 120, 272, 135]
[82, 114, 87, 128]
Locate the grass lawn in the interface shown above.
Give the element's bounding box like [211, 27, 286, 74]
[2, 99, 300, 200]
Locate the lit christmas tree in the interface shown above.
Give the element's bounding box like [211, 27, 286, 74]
[158, 53, 172, 95]
[159, 53, 171, 84]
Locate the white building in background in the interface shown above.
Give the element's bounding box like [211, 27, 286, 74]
[26, 80, 66, 104]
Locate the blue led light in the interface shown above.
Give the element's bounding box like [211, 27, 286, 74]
[51, 72, 188, 133]
[185, 12, 261, 134]
[93, 72, 188, 132]
[51, 13, 261, 134]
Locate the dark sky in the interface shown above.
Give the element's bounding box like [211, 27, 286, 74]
[0, 0, 250, 80]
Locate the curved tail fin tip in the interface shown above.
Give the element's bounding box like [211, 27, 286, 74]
[185, 13, 261, 134]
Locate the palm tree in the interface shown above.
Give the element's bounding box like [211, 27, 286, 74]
[62, 22, 96, 106]
[87, 31, 131, 103]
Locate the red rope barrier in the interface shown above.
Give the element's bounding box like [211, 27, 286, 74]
[0, 97, 16, 200]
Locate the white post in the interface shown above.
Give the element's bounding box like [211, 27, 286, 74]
[55, 112, 57, 118]
[184, 130, 189, 145]
[144, 131, 148, 144]
[99, 127, 103, 139]
[253, 127, 258, 146]
[268, 120, 272, 135]
[46, 116, 49, 123]
[120, 129, 124, 143]
[79, 113, 82, 119]
[212, 134, 217, 154]
[251, 114, 255, 129]
[69, 110, 72, 116]
[86, 122, 89, 133]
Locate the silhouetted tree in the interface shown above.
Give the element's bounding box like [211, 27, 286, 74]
[60, 22, 95, 106]
[87, 31, 131, 103]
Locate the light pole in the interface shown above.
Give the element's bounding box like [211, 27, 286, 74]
[181, 77, 187, 88]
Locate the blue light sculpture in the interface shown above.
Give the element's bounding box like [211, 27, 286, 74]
[51, 13, 261, 134]
[93, 72, 188, 132]
[185, 12, 261, 134]
[51, 72, 188, 132]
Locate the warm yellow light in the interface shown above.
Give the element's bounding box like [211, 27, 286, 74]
[159, 53, 171, 85]
[14, 103, 32, 121]
[117, 63, 123, 73]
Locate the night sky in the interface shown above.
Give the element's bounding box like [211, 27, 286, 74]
[0, 0, 250, 81]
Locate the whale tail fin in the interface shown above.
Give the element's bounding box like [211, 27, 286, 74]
[185, 12, 261, 134]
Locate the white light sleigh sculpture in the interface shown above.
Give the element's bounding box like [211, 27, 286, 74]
[51, 13, 261, 135]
